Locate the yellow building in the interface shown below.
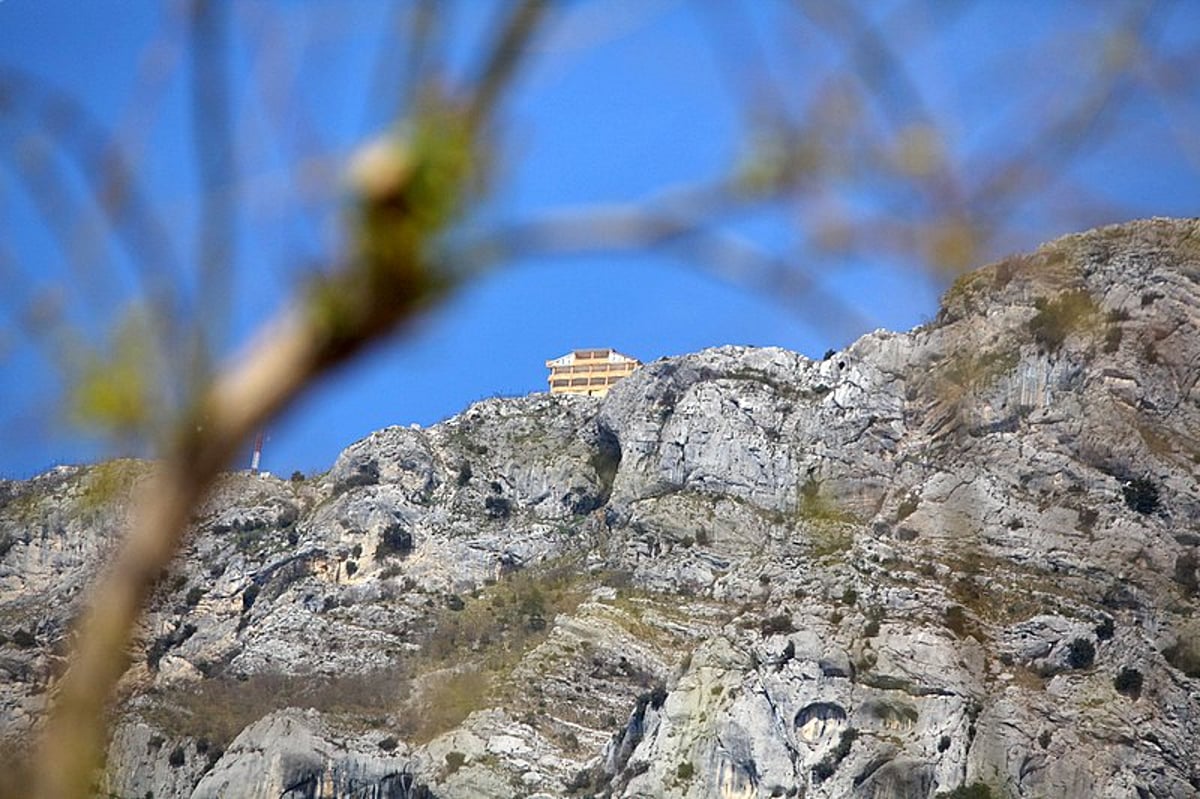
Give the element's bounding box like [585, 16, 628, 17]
[546, 349, 640, 397]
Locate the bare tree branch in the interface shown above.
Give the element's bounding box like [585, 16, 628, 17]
[969, 3, 1165, 225]
[189, 0, 236, 390]
[463, 0, 550, 134]
[0, 68, 185, 393]
[30, 3, 553, 784]
[454, 199, 874, 341]
[398, 0, 443, 114]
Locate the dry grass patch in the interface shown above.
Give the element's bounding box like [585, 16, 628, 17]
[142, 667, 410, 749]
[141, 557, 595, 748]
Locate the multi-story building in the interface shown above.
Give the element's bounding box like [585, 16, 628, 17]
[545, 349, 640, 397]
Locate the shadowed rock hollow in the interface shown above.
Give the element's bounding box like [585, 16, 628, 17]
[2, 218, 1199, 798]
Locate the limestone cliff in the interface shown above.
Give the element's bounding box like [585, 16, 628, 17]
[2, 218, 1199, 798]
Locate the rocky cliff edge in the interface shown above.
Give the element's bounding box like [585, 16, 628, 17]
[2, 218, 1199, 799]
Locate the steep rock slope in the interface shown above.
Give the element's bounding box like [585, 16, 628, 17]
[1, 218, 1199, 798]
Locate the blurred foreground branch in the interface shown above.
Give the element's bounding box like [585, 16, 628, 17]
[29, 4, 548, 795]
[458, 195, 874, 339]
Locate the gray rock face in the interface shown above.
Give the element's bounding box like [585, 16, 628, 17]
[190, 709, 430, 799]
[2, 218, 1200, 798]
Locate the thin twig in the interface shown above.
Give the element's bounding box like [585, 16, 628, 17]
[453, 201, 874, 340]
[463, 0, 550, 133]
[0, 68, 184, 393]
[189, 0, 236, 389]
[969, 3, 1165, 225]
[398, 0, 443, 115]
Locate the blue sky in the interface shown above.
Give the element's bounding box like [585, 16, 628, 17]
[1, 1, 1198, 479]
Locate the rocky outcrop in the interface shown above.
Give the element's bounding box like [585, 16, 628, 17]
[2, 218, 1199, 798]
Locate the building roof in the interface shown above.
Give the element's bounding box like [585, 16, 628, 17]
[545, 348, 640, 367]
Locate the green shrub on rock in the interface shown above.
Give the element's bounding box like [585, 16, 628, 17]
[812, 728, 857, 783]
[1114, 667, 1143, 698]
[938, 783, 996, 799]
[1027, 290, 1096, 352]
[376, 522, 413, 559]
[761, 614, 795, 637]
[1122, 477, 1160, 515]
[1067, 637, 1095, 669]
[168, 746, 185, 768]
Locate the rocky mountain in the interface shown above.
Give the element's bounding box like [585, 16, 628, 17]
[2, 217, 1200, 798]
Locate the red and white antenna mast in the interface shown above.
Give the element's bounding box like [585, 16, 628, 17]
[250, 431, 264, 474]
